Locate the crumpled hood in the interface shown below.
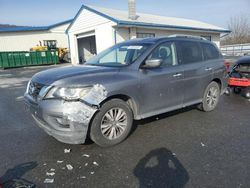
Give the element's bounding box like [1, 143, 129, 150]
[32, 65, 119, 85]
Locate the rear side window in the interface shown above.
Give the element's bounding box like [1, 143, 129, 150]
[201, 42, 220, 60]
[177, 41, 202, 64]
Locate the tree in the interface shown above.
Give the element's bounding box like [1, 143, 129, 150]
[221, 15, 250, 45]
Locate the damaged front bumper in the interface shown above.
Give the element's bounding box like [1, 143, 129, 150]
[24, 94, 97, 144]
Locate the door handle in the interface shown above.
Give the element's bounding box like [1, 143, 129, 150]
[173, 73, 182, 77]
[205, 67, 212, 71]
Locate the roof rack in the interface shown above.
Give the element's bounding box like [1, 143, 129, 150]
[168, 34, 207, 40]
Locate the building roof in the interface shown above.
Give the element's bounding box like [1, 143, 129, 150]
[0, 19, 73, 33]
[67, 5, 230, 33]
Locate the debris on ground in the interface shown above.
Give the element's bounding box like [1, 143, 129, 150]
[64, 149, 71, 153]
[82, 154, 90, 157]
[84, 163, 88, 166]
[46, 172, 55, 176]
[172, 153, 176, 156]
[90, 172, 95, 175]
[57, 160, 63, 163]
[50, 168, 55, 172]
[80, 176, 86, 179]
[44, 179, 54, 184]
[66, 164, 73, 170]
[201, 142, 206, 147]
[93, 162, 99, 166]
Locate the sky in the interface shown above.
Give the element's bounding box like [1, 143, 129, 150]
[0, 0, 249, 28]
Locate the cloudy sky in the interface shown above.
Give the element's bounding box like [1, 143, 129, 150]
[0, 0, 249, 28]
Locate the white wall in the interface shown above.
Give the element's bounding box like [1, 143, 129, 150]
[68, 8, 116, 64]
[115, 28, 129, 43]
[116, 27, 221, 47]
[95, 23, 116, 53]
[136, 27, 221, 47]
[0, 23, 70, 52]
[50, 24, 70, 33]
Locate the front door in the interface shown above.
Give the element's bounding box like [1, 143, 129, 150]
[139, 41, 184, 117]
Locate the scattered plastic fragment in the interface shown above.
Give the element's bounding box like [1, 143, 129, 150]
[46, 172, 55, 176]
[57, 160, 63, 163]
[82, 154, 90, 158]
[66, 164, 73, 170]
[172, 153, 176, 156]
[80, 176, 86, 179]
[64, 149, 71, 153]
[201, 142, 206, 147]
[90, 172, 95, 175]
[50, 169, 55, 172]
[43, 163, 47, 166]
[44, 179, 54, 184]
[93, 162, 99, 166]
[84, 163, 88, 166]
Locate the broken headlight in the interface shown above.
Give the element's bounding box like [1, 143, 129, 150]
[44, 87, 92, 101]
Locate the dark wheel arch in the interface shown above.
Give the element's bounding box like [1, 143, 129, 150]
[100, 94, 138, 119]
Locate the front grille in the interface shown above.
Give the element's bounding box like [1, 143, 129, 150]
[28, 81, 44, 100]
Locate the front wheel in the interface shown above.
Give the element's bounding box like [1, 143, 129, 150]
[90, 99, 133, 147]
[198, 81, 220, 112]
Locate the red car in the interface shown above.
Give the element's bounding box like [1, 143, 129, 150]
[226, 56, 250, 98]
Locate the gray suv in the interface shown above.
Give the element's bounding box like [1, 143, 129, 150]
[24, 36, 227, 147]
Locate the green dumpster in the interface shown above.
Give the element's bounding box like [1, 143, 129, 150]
[0, 50, 59, 68]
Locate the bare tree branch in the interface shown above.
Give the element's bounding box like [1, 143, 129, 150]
[221, 14, 250, 45]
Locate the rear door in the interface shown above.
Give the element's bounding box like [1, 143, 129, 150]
[139, 41, 184, 117]
[176, 40, 213, 106]
[200, 42, 224, 86]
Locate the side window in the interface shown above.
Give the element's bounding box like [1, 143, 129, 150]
[201, 35, 212, 41]
[201, 43, 220, 60]
[147, 42, 178, 67]
[137, 33, 155, 38]
[177, 41, 202, 64]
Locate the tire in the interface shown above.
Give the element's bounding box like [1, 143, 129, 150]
[198, 81, 220, 112]
[90, 99, 133, 147]
[243, 87, 250, 99]
[224, 87, 231, 96]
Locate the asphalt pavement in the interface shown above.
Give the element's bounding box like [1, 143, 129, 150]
[0, 64, 249, 188]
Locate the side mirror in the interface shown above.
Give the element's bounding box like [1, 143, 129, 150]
[142, 59, 162, 69]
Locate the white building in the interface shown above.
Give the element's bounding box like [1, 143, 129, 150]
[0, 19, 72, 51]
[67, 2, 230, 64]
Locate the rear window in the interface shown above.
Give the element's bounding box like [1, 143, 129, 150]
[177, 41, 202, 64]
[201, 42, 220, 60]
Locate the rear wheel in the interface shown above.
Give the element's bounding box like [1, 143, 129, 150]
[90, 99, 133, 147]
[198, 81, 220, 112]
[243, 87, 250, 99]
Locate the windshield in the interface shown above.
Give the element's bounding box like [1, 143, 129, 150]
[85, 44, 149, 67]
